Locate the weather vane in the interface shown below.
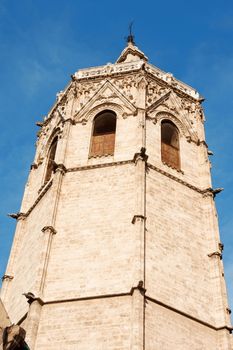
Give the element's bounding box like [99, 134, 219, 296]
[127, 21, 135, 45]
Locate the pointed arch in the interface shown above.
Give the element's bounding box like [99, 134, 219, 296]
[161, 120, 180, 170]
[74, 80, 137, 124]
[155, 112, 188, 138]
[90, 110, 117, 157]
[44, 136, 58, 182]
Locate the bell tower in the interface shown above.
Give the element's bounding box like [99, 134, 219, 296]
[1, 41, 232, 349]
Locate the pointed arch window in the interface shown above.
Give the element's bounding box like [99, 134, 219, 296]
[90, 110, 116, 157]
[44, 136, 58, 182]
[161, 120, 180, 170]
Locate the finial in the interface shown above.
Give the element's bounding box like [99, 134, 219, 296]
[127, 21, 135, 45]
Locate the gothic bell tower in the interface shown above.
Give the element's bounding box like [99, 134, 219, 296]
[1, 40, 232, 349]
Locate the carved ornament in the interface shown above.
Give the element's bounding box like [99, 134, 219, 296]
[146, 80, 170, 107]
[74, 80, 137, 124]
[74, 60, 144, 80]
[42, 226, 57, 235]
[145, 63, 200, 100]
[147, 90, 199, 143]
[2, 274, 14, 281]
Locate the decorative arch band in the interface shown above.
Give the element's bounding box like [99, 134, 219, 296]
[78, 102, 126, 124]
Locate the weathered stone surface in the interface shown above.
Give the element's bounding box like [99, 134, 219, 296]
[1, 41, 232, 349]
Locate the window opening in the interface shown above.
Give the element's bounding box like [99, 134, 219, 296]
[161, 120, 180, 170]
[44, 136, 58, 182]
[90, 110, 116, 157]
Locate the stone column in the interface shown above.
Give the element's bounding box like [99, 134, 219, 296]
[132, 74, 147, 349]
[131, 286, 145, 350]
[39, 226, 57, 296]
[25, 299, 42, 350]
[1, 215, 26, 302]
[203, 191, 231, 328]
[25, 118, 73, 349]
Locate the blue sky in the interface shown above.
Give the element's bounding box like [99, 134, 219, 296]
[0, 0, 233, 314]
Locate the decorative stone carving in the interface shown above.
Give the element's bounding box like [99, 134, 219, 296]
[146, 80, 170, 107]
[113, 76, 138, 104]
[56, 90, 64, 102]
[133, 147, 148, 164]
[1, 275, 14, 282]
[74, 60, 144, 80]
[35, 121, 64, 165]
[42, 226, 57, 235]
[131, 215, 146, 224]
[147, 90, 200, 143]
[75, 80, 137, 124]
[144, 63, 200, 100]
[71, 81, 102, 114]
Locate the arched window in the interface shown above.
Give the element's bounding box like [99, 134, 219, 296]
[44, 136, 58, 182]
[90, 110, 116, 157]
[161, 120, 180, 170]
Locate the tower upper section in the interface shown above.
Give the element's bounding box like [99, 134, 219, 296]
[21, 41, 210, 214]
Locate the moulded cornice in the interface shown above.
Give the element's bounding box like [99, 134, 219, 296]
[35, 52, 202, 134]
[74, 61, 144, 81]
[15, 159, 216, 223]
[145, 63, 201, 101]
[147, 162, 214, 197]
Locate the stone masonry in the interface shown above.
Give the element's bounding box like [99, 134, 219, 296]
[1, 40, 232, 349]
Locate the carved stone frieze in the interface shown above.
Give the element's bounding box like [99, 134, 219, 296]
[145, 63, 200, 100]
[146, 79, 170, 107]
[73, 81, 102, 114]
[74, 61, 144, 80]
[74, 80, 137, 124]
[112, 73, 149, 107]
[113, 75, 139, 104]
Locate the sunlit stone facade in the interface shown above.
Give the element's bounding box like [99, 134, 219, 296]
[1, 41, 232, 349]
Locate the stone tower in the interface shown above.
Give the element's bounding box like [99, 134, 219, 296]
[1, 41, 232, 349]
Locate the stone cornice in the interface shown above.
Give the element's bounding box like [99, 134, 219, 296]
[23, 283, 146, 307]
[74, 61, 144, 81]
[145, 295, 233, 333]
[20, 290, 232, 334]
[69, 161, 212, 197]
[35, 52, 203, 131]
[19, 180, 53, 219]
[147, 163, 213, 197]
[19, 160, 215, 221]
[37, 178, 53, 195]
[145, 63, 201, 101]
[73, 61, 201, 103]
[67, 160, 132, 173]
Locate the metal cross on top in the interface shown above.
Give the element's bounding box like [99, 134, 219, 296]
[127, 21, 135, 45]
